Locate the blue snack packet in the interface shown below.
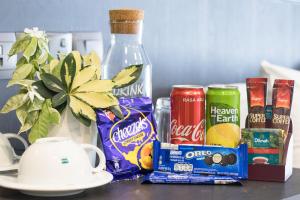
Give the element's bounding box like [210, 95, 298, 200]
[96, 97, 157, 180]
[143, 171, 241, 185]
[153, 141, 248, 179]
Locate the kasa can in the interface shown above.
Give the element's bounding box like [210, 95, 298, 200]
[206, 86, 240, 148]
[170, 85, 205, 145]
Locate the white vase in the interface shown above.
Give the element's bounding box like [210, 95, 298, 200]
[47, 107, 98, 166]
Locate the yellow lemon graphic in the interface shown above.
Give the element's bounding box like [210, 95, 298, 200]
[206, 123, 240, 148]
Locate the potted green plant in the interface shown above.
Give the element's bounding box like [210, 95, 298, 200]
[0, 28, 142, 146]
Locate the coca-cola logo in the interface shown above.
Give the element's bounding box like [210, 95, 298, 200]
[171, 119, 205, 142]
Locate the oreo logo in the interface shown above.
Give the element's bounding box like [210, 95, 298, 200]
[185, 151, 212, 159]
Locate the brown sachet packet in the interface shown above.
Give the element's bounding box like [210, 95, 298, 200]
[246, 78, 268, 128]
[271, 79, 294, 139]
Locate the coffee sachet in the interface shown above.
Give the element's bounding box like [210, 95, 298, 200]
[246, 78, 267, 128]
[271, 79, 294, 138]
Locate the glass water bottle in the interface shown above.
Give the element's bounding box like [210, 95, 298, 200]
[103, 9, 152, 98]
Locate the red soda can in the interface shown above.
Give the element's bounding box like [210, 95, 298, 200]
[170, 85, 205, 144]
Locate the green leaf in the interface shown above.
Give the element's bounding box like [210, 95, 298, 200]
[42, 63, 51, 74]
[34, 39, 49, 65]
[45, 100, 61, 124]
[47, 53, 54, 62]
[109, 105, 124, 119]
[61, 53, 76, 90]
[70, 109, 91, 127]
[23, 37, 38, 61]
[52, 91, 67, 107]
[28, 98, 44, 113]
[72, 51, 82, 74]
[37, 38, 49, 52]
[8, 36, 31, 56]
[55, 102, 67, 114]
[0, 93, 27, 113]
[18, 111, 39, 134]
[82, 51, 101, 79]
[7, 79, 34, 88]
[16, 57, 28, 68]
[16, 108, 27, 126]
[49, 59, 59, 72]
[28, 64, 37, 79]
[112, 64, 143, 89]
[10, 64, 33, 82]
[71, 65, 97, 91]
[41, 73, 64, 92]
[95, 67, 101, 80]
[32, 80, 56, 98]
[39, 50, 48, 65]
[51, 59, 63, 79]
[69, 96, 96, 121]
[75, 80, 114, 93]
[58, 53, 66, 60]
[83, 51, 100, 67]
[73, 92, 118, 108]
[33, 48, 48, 65]
[28, 100, 60, 143]
[16, 101, 30, 126]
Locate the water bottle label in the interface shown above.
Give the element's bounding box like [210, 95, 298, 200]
[113, 83, 145, 97]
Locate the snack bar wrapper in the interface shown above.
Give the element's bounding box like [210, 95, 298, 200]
[143, 171, 241, 185]
[96, 97, 157, 180]
[153, 141, 248, 179]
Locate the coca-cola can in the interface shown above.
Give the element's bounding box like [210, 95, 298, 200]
[170, 85, 205, 145]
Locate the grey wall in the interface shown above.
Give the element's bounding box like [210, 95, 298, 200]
[1, 0, 300, 133]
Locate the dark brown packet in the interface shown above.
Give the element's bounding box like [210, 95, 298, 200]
[246, 78, 268, 128]
[271, 79, 294, 140]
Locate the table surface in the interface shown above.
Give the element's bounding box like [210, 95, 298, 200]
[0, 169, 300, 200]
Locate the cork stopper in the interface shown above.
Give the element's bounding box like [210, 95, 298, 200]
[109, 9, 144, 34]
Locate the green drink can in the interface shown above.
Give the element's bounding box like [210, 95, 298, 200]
[206, 86, 240, 148]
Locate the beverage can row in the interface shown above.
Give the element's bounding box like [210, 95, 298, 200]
[170, 85, 240, 147]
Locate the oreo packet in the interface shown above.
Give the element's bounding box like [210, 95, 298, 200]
[96, 97, 157, 180]
[143, 171, 241, 185]
[153, 141, 248, 179]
